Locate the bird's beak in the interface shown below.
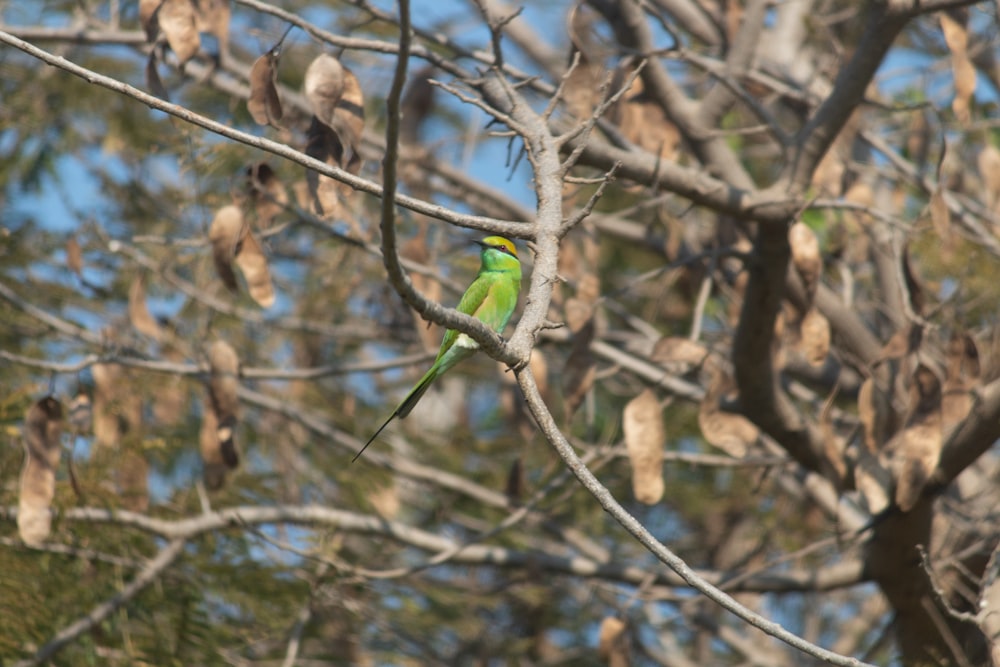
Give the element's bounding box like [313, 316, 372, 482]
[473, 240, 488, 249]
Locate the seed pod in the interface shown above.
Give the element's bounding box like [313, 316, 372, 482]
[789, 222, 822, 304]
[18, 397, 64, 546]
[623, 389, 665, 504]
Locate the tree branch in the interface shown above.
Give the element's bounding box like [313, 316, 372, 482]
[785, 4, 908, 193]
[933, 377, 1000, 491]
[0, 504, 865, 595]
[588, 0, 755, 190]
[513, 366, 873, 666]
[12, 538, 186, 667]
[733, 224, 826, 473]
[0, 29, 528, 239]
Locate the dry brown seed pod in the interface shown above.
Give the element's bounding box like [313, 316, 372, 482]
[18, 397, 64, 546]
[623, 389, 665, 504]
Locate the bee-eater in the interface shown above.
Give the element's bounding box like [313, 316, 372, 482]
[353, 236, 522, 461]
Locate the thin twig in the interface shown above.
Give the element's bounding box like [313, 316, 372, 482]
[689, 245, 720, 342]
[0, 504, 865, 595]
[430, 78, 527, 136]
[0, 30, 528, 239]
[280, 562, 329, 667]
[0, 348, 436, 381]
[560, 162, 622, 235]
[514, 366, 874, 667]
[13, 538, 186, 667]
[0, 281, 102, 345]
[556, 61, 647, 173]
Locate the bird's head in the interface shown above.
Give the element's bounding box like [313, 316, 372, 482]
[476, 236, 517, 257]
[475, 236, 520, 272]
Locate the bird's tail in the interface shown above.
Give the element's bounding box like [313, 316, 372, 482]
[352, 366, 437, 462]
[396, 366, 437, 418]
[353, 412, 395, 462]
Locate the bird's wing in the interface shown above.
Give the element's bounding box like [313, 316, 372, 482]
[435, 273, 517, 365]
[455, 273, 495, 317]
[436, 274, 493, 358]
[468, 275, 518, 332]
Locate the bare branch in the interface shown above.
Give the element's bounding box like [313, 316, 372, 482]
[513, 365, 874, 667]
[0, 30, 529, 239]
[785, 4, 909, 193]
[13, 539, 186, 667]
[588, 0, 755, 190]
[0, 504, 864, 595]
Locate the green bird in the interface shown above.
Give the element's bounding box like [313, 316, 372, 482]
[354, 235, 522, 461]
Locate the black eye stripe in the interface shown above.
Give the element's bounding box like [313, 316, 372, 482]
[480, 240, 515, 256]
